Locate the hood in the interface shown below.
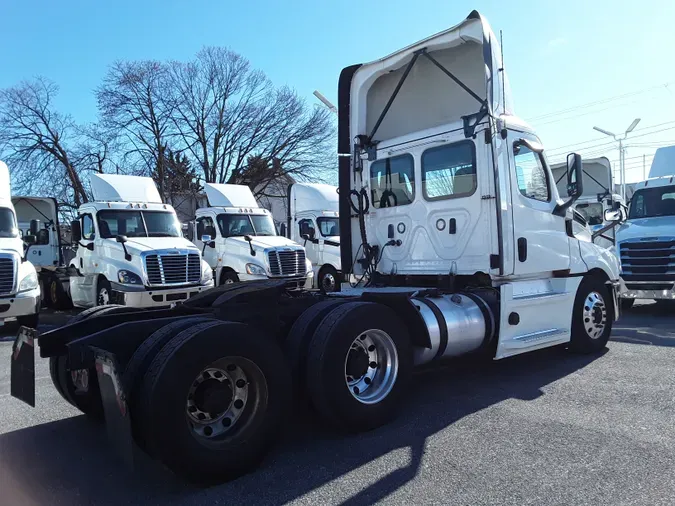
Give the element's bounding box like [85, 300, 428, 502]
[115, 236, 199, 255]
[227, 235, 302, 250]
[616, 216, 675, 243]
[0, 239, 24, 257]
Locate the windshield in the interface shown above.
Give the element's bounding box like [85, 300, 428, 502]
[97, 210, 181, 238]
[317, 217, 339, 237]
[628, 186, 675, 219]
[575, 202, 604, 226]
[0, 208, 19, 238]
[217, 213, 277, 237]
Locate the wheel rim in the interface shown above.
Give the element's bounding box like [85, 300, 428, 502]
[583, 291, 607, 339]
[186, 357, 265, 441]
[98, 287, 109, 305]
[321, 272, 336, 292]
[224, 278, 234, 285]
[344, 329, 398, 405]
[70, 369, 90, 393]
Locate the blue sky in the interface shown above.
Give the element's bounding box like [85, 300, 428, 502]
[2, 0, 675, 183]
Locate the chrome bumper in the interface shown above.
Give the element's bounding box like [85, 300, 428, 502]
[618, 278, 675, 301]
[607, 280, 621, 320]
[111, 281, 214, 308]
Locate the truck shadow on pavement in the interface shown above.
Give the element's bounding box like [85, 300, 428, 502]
[612, 303, 675, 347]
[0, 347, 605, 506]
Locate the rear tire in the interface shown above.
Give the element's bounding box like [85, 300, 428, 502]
[49, 276, 73, 310]
[569, 276, 612, 354]
[306, 301, 412, 432]
[285, 299, 346, 390]
[49, 305, 127, 419]
[137, 321, 292, 484]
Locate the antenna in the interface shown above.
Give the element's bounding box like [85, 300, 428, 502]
[499, 30, 506, 109]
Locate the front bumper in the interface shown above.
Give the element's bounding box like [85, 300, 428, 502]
[618, 277, 675, 301]
[239, 271, 313, 290]
[110, 281, 215, 308]
[0, 287, 40, 323]
[607, 279, 620, 320]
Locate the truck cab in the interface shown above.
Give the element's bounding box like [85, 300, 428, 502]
[69, 174, 214, 308]
[285, 183, 341, 292]
[614, 175, 675, 308]
[191, 183, 312, 289]
[0, 161, 40, 327]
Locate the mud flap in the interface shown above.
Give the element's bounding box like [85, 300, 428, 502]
[10, 326, 36, 407]
[93, 348, 134, 470]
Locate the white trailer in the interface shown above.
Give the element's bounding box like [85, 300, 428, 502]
[190, 183, 312, 289]
[11, 10, 623, 485]
[68, 174, 215, 308]
[0, 161, 41, 327]
[284, 182, 341, 292]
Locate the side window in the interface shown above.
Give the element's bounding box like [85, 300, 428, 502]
[298, 219, 315, 239]
[82, 214, 95, 240]
[370, 154, 415, 208]
[513, 144, 550, 202]
[196, 217, 215, 239]
[422, 141, 476, 200]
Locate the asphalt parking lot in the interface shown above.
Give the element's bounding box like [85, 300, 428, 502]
[1, 303, 674, 506]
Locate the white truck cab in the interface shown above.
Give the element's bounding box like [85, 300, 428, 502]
[69, 174, 214, 308]
[339, 10, 621, 358]
[614, 175, 675, 308]
[284, 183, 341, 292]
[192, 183, 312, 288]
[0, 161, 40, 327]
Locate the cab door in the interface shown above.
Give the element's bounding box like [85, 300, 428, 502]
[70, 212, 98, 306]
[508, 135, 571, 276]
[195, 215, 218, 271]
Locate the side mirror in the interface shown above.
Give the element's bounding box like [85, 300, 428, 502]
[603, 207, 626, 223]
[71, 220, 82, 243]
[24, 234, 37, 245]
[279, 223, 287, 237]
[116, 235, 128, 243]
[301, 233, 310, 242]
[201, 234, 212, 243]
[243, 235, 256, 256]
[85, 242, 95, 251]
[566, 152, 583, 198]
[29, 219, 40, 236]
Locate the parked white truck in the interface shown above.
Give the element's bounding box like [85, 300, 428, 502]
[551, 157, 623, 248]
[0, 161, 40, 327]
[284, 182, 341, 292]
[11, 11, 622, 485]
[68, 174, 214, 308]
[614, 172, 675, 309]
[191, 183, 312, 288]
[13, 196, 74, 309]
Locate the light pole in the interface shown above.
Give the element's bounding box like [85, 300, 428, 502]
[313, 90, 337, 115]
[593, 118, 640, 201]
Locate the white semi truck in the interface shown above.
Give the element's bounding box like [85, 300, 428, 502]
[13, 196, 75, 309]
[551, 157, 623, 248]
[11, 11, 622, 485]
[0, 162, 41, 327]
[614, 172, 675, 309]
[68, 174, 214, 308]
[190, 183, 312, 289]
[284, 182, 341, 292]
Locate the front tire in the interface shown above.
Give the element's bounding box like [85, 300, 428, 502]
[569, 276, 612, 354]
[96, 277, 112, 306]
[49, 276, 73, 310]
[318, 265, 340, 293]
[305, 301, 412, 432]
[220, 270, 239, 285]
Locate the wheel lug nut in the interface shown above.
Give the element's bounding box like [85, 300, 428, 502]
[368, 345, 376, 352]
[236, 379, 246, 388]
[222, 417, 232, 427]
[369, 361, 377, 368]
[203, 426, 213, 436]
[233, 399, 244, 409]
[364, 377, 371, 385]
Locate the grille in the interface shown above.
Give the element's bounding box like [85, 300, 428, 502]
[0, 256, 15, 295]
[145, 253, 201, 285]
[619, 239, 675, 282]
[268, 249, 306, 277]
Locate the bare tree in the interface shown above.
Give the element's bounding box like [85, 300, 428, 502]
[0, 77, 89, 206]
[96, 61, 173, 199]
[168, 47, 335, 195]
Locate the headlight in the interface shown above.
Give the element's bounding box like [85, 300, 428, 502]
[118, 270, 143, 285]
[201, 262, 213, 283]
[246, 263, 267, 276]
[18, 270, 38, 292]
